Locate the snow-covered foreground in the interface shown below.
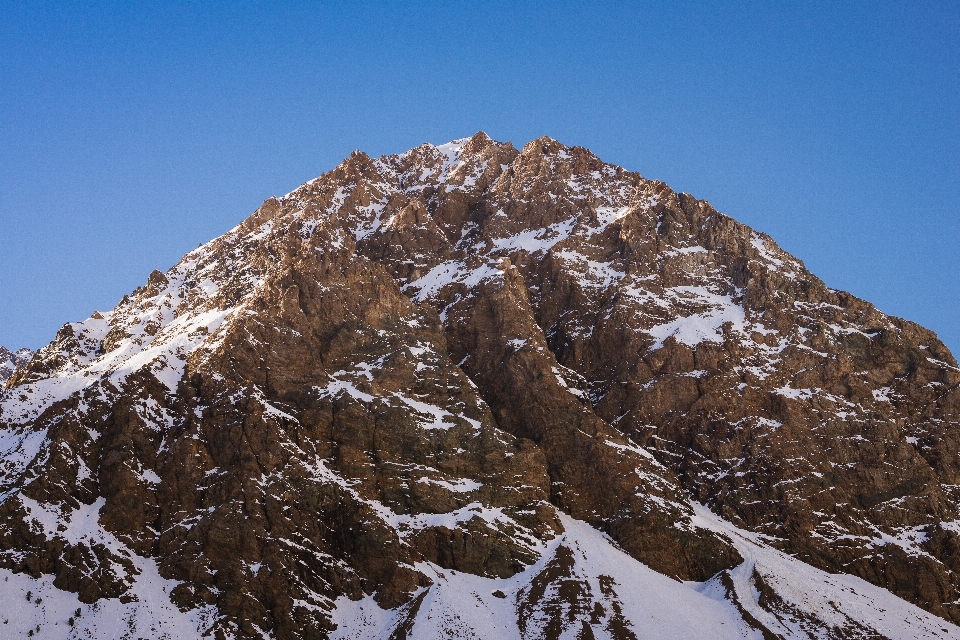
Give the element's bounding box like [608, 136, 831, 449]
[1, 505, 957, 639]
[0, 486, 216, 638]
[691, 504, 960, 639]
[330, 511, 960, 640]
[331, 513, 759, 640]
[0, 564, 216, 640]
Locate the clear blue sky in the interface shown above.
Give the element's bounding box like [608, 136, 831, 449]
[2, 1, 958, 354]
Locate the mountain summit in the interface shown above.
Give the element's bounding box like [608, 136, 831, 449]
[2, 133, 959, 639]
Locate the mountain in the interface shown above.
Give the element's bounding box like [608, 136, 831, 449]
[2, 132, 959, 639]
[0, 347, 33, 385]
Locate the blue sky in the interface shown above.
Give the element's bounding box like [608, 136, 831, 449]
[1, 1, 958, 353]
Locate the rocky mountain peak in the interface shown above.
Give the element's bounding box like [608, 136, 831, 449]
[1, 135, 959, 639]
[0, 346, 33, 386]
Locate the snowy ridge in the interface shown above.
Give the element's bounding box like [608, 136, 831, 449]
[1, 233, 258, 425]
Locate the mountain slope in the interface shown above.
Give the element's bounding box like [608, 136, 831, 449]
[0, 347, 32, 385]
[2, 133, 959, 639]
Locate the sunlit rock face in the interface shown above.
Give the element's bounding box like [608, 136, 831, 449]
[0, 346, 32, 385]
[2, 133, 959, 639]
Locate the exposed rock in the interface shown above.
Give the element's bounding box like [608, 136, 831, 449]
[1, 133, 959, 639]
[0, 346, 32, 386]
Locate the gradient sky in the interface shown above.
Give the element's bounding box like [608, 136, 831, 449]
[2, 1, 958, 354]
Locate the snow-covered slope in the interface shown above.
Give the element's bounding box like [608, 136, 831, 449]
[329, 509, 960, 640]
[3, 509, 954, 640]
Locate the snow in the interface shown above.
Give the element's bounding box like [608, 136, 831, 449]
[0, 367, 100, 426]
[328, 482, 960, 638]
[691, 503, 960, 639]
[405, 261, 504, 302]
[102, 308, 233, 395]
[646, 287, 746, 351]
[416, 477, 483, 493]
[603, 438, 663, 464]
[434, 138, 469, 173]
[0, 427, 49, 499]
[594, 205, 631, 227]
[1, 271, 234, 428]
[19, 496, 108, 545]
[315, 379, 375, 403]
[313, 376, 474, 432]
[372, 502, 531, 538]
[750, 234, 784, 268]
[4, 498, 956, 639]
[330, 513, 762, 639]
[4, 494, 218, 639]
[0, 566, 217, 640]
[664, 245, 709, 256]
[555, 249, 626, 291]
[774, 386, 816, 400]
[390, 393, 457, 430]
[490, 218, 577, 254]
[753, 417, 783, 431]
[352, 197, 390, 241]
[0, 210, 283, 533]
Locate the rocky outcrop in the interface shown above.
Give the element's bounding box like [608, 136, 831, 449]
[1, 133, 959, 639]
[0, 346, 32, 385]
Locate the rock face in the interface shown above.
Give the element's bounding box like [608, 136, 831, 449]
[1, 133, 959, 639]
[0, 346, 32, 385]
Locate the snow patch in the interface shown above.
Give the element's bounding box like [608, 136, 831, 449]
[646, 287, 745, 351]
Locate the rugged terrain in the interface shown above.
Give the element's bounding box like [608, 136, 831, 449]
[0, 346, 33, 385]
[2, 133, 959, 639]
